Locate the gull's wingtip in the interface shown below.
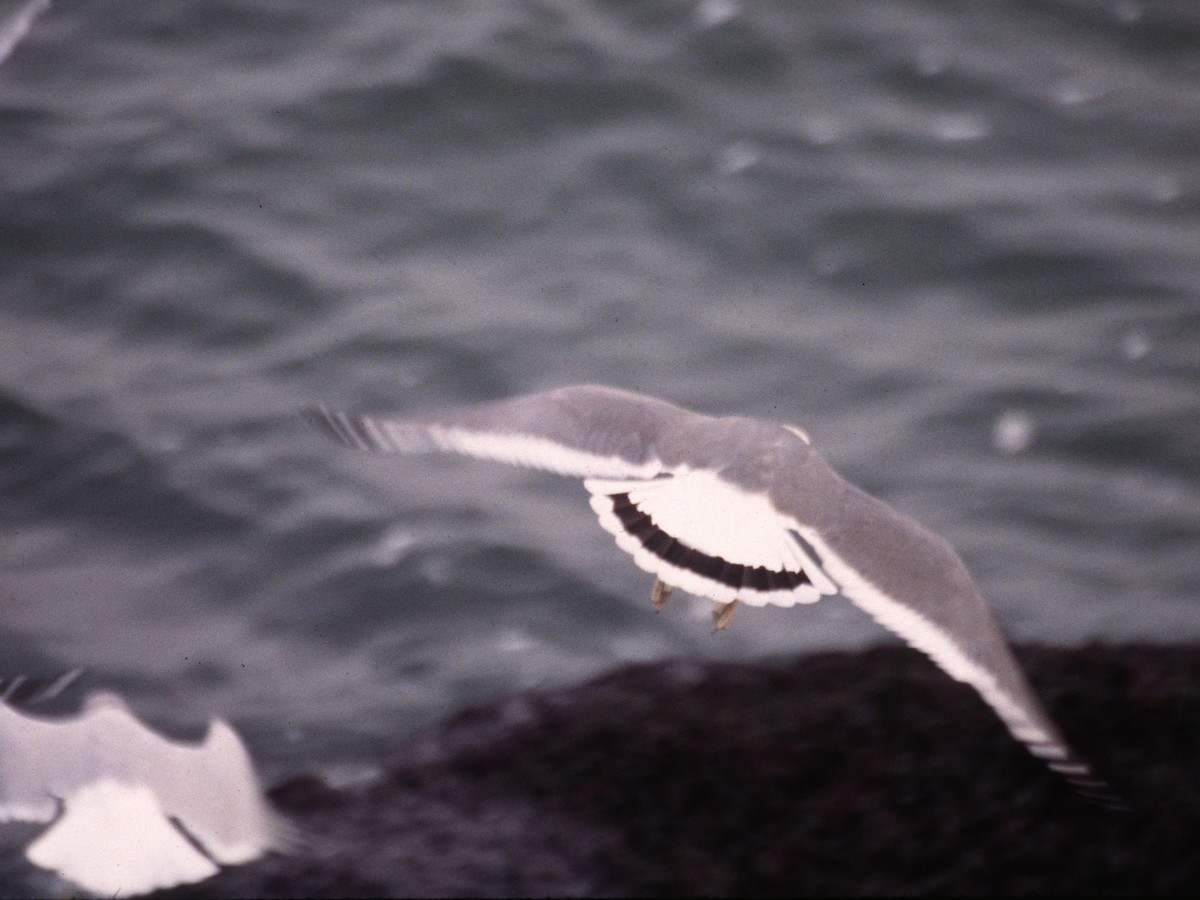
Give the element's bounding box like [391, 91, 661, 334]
[300, 403, 332, 427]
[1057, 769, 1132, 813]
[0, 667, 85, 707]
[302, 404, 431, 454]
[301, 404, 357, 447]
[266, 809, 306, 855]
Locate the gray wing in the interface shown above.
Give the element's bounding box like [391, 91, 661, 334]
[0, 693, 288, 865]
[305, 384, 697, 479]
[309, 387, 838, 609]
[117, 714, 293, 865]
[0, 700, 69, 822]
[773, 452, 1126, 809]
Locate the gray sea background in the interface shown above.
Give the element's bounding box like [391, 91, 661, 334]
[0, 0, 1197, 784]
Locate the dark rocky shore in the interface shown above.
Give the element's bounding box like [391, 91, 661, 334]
[11, 643, 1200, 897]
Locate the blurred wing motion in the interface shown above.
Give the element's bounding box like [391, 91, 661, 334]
[0, 691, 291, 896]
[305, 384, 1127, 810]
[0, 667, 82, 706]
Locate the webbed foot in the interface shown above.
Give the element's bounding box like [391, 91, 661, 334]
[711, 599, 738, 632]
[650, 579, 673, 611]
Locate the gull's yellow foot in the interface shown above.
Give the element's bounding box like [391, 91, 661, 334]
[650, 579, 673, 611]
[711, 599, 738, 632]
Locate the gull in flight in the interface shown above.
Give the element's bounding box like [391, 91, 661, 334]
[0, 690, 291, 896]
[305, 384, 1126, 809]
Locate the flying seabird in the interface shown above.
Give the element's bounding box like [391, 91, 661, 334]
[0, 690, 290, 896]
[305, 384, 1126, 810]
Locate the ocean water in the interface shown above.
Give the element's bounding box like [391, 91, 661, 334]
[0, 0, 1198, 780]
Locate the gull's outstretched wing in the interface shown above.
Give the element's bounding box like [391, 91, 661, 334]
[771, 454, 1127, 809]
[0, 692, 289, 895]
[307, 386, 835, 608]
[305, 384, 693, 479]
[108, 710, 291, 866]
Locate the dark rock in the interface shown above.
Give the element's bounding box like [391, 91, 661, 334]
[15, 644, 1200, 896]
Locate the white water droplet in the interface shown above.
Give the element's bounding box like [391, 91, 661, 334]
[695, 0, 738, 29]
[1121, 327, 1152, 362]
[932, 112, 989, 142]
[715, 139, 761, 175]
[1148, 173, 1181, 203]
[497, 629, 537, 653]
[371, 525, 417, 566]
[992, 409, 1036, 456]
[801, 115, 843, 145]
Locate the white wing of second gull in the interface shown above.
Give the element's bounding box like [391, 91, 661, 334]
[305, 384, 1126, 810]
[0, 691, 291, 897]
